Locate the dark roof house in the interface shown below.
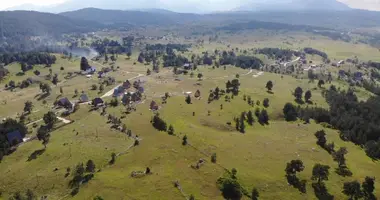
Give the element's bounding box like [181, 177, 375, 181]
[55, 97, 72, 109]
[6, 130, 23, 145]
[79, 93, 89, 103]
[92, 98, 104, 107]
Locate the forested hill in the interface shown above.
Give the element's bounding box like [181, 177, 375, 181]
[60, 8, 380, 30]
[60, 8, 201, 26]
[0, 11, 103, 38]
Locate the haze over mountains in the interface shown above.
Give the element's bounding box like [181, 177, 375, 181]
[6, 0, 352, 13]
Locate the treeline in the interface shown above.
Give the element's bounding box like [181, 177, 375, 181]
[219, 50, 263, 69]
[303, 48, 328, 59]
[0, 52, 57, 66]
[91, 38, 131, 55]
[313, 31, 351, 42]
[362, 80, 380, 95]
[163, 53, 189, 67]
[297, 86, 380, 159]
[145, 44, 190, 53]
[0, 118, 28, 160]
[256, 48, 301, 61]
[368, 61, 380, 70]
[234, 55, 263, 69]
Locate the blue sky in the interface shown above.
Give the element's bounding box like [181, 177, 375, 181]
[1, 0, 380, 11]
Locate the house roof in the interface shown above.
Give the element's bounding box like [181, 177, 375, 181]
[56, 97, 71, 106]
[6, 130, 22, 144]
[92, 98, 104, 105]
[79, 94, 89, 102]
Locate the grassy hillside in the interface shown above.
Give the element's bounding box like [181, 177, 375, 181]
[1, 31, 380, 200]
[0, 54, 379, 199]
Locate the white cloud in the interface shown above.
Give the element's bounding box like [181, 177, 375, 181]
[1, 0, 380, 12]
[0, 0, 66, 10]
[338, 0, 380, 10]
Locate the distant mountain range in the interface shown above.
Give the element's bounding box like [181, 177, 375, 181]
[3, 6, 380, 44]
[6, 0, 351, 13]
[237, 0, 350, 11]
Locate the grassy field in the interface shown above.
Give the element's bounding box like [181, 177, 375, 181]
[1, 32, 380, 200]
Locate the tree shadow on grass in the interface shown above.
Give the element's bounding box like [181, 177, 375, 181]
[37, 93, 50, 101]
[335, 166, 353, 177]
[286, 175, 307, 193]
[295, 99, 305, 105]
[306, 100, 314, 105]
[27, 149, 46, 161]
[312, 183, 334, 200]
[16, 72, 25, 76]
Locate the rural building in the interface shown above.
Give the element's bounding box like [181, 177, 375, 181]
[183, 63, 192, 70]
[55, 97, 73, 109]
[92, 98, 104, 107]
[83, 66, 96, 75]
[79, 93, 89, 103]
[338, 60, 345, 65]
[6, 130, 23, 145]
[150, 101, 159, 111]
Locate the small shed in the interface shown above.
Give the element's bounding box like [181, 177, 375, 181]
[6, 130, 23, 145]
[84, 66, 96, 74]
[92, 98, 104, 107]
[79, 93, 89, 103]
[183, 63, 192, 70]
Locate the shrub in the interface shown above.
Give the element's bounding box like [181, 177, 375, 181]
[211, 153, 217, 163]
